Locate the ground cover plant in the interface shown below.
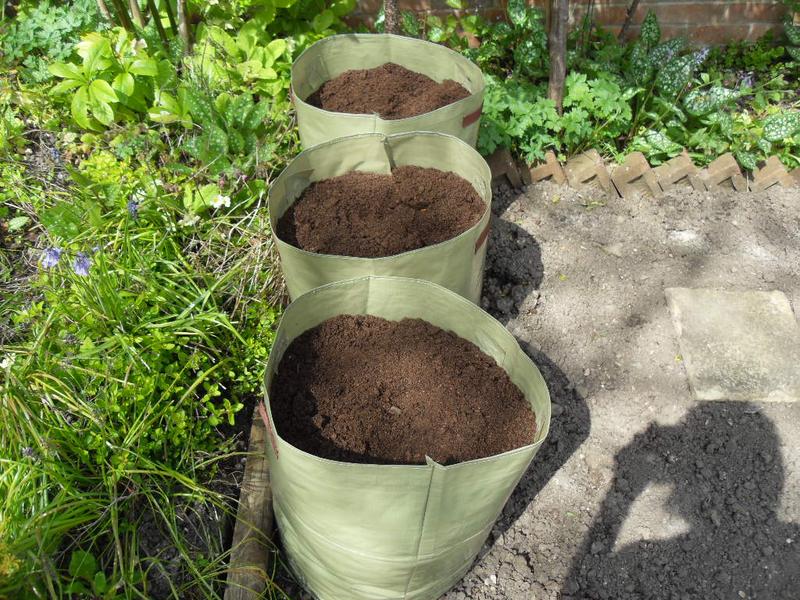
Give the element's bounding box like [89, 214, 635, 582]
[398, 1, 800, 170]
[0, 0, 354, 597]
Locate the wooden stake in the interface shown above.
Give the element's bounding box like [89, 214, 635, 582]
[383, 0, 399, 34]
[176, 0, 190, 52]
[129, 0, 145, 27]
[547, 0, 569, 114]
[146, 0, 170, 47]
[618, 0, 641, 41]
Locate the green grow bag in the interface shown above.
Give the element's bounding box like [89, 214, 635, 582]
[291, 34, 485, 148]
[262, 276, 552, 600]
[269, 132, 492, 303]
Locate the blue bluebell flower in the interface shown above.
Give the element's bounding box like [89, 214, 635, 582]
[41, 247, 63, 269]
[127, 199, 139, 219]
[73, 252, 91, 277]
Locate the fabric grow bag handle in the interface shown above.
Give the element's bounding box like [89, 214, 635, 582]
[462, 103, 483, 128]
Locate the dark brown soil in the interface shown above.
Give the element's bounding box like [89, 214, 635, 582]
[276, 166, 485, 258]
[306, 62, 471, 119]
[270, 315, 537, 465]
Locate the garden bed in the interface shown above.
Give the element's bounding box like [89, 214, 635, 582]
[270, 314, 537, 465]
[276, 166, 484, 258]
[306, 62, 470, 119]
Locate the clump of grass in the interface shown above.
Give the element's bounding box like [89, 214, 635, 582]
[0, 164, 284, 597]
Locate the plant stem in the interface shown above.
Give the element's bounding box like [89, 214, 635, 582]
[548, 0, 569, 114]
[176, 0, 190, 52]
[163, 0, 178, 35]
[96, 0, 113, 21]
[129, 0, 146, 27]
[618, 0, 641, 41]
[109, 0, 136, 30]
[383, 0, 398, 34]
[147, 0, 170, 48]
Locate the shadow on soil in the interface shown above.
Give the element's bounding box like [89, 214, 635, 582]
[478, 181, 591, 555]
[562, 402, 800, 600]
[482, 182, 544, 321]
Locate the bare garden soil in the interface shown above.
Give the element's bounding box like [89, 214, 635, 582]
[276, 166, 484, 258]
[269, 314, 537, 465]
[305, 62, 470, 119]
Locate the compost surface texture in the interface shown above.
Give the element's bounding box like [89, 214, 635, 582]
[306, 62, 470, 119]
[276, 166, 484, 258]
[270, 314, 536, 465]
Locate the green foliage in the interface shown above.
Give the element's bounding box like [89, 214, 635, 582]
[49, 28, 168, 130]
[763, 111, 800, 141]
[0, 0, 104, 83]
[639, 10, 660, 49]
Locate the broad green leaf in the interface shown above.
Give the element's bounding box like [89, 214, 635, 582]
[52, 79, 84, 95]
[787, 45, 800, 62]
[91, 100, 114, 126]
[68, 551, 97, 582]
[267, 39, 287, 60]
[445, 0, 464, 9]
[113, 72, 135, 96]
[48, 62, 84, 81]
[734, 151, 757, 172]
[237, 20, 260, 56]
[762, 112, 800, 142]
[330, 0, 356, 17]
[312, 9, 335, 33]
[76, 33, 113, 74]
[655, 54, 695, 98]
[785, 21, 800, 46]
[130, 57, 159, 77]
[683, 86, 737, 116]
[93, 571, 108, 594]
[71, 86, 95, 130]
[89, 79, 118, 103]
[273, 0, 295, 7]
[639, 10, 660, 48]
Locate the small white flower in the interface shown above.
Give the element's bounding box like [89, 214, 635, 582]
[211, 194, 231, 209]
[0, 354, 15, 369]
[179, 214, 200, 227]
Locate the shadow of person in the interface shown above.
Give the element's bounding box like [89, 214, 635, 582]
[562, 402, 800, 600]
[481, 181, 544, 323]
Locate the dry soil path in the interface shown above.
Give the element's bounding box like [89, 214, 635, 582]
[443, 180, 800, 600]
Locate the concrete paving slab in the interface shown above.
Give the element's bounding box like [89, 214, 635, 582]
[666, 287, 800, 402]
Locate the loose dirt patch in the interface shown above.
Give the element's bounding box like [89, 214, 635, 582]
[276, 166, 484, 258]
[305, 62, 470, 119]
[270, 314, 537, 465]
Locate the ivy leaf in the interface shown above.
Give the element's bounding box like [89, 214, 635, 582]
[762, 112, 800, 142]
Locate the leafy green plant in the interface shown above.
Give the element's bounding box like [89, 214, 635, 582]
[49, 28, 169, 130]
[0, 0, 104, 83]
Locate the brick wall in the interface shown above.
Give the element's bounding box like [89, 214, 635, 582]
[352, 0, 790, 44]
